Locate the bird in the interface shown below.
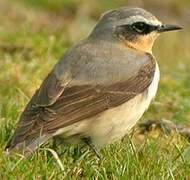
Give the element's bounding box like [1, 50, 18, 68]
[5, 7, 182, 157]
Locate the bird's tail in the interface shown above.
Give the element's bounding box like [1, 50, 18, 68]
[5, 134, 52, 157]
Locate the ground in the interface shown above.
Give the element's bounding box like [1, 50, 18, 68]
[0, 0, 190, 179]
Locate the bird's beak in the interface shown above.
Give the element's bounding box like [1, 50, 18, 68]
[157, 24, 182, 33]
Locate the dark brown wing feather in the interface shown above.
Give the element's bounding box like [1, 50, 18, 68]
[6, 57, 155, 151]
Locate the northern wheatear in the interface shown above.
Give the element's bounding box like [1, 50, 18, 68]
[6, 7, 181, 156]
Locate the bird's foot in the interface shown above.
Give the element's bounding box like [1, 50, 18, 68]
[82, 137, 102, 160]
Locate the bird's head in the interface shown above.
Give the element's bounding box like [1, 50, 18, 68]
[90, 7, 182, 53]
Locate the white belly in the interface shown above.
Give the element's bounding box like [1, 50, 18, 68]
[54, 63, 160, 146]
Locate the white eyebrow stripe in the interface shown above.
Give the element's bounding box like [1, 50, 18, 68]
[117, 15, 162, 26]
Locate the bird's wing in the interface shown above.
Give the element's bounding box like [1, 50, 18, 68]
[6, 46, 156, 154]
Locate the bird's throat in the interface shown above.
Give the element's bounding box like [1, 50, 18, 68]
[124, 39, 154, 54]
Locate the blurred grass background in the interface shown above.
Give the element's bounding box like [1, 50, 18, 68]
[0, 0, 190, 179]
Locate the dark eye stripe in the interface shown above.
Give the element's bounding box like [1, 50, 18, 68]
[115, 22, 159, 41]
[131, 22, 158, 34]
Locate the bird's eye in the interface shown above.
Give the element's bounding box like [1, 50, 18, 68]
[132, 22, 149, 34]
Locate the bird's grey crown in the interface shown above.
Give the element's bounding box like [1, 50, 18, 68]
[89, 7, 161, 40]
[101, 7, 158, 23]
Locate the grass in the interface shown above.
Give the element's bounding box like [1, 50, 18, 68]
[0, 0, 190, 179]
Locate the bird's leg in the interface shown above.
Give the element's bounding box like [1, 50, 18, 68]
[82, 137, 102, 159]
